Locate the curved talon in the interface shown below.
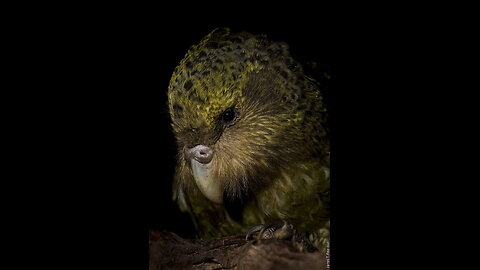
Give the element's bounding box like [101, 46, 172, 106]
[246, 221, 290, 240]
[245, 224, 264, 240]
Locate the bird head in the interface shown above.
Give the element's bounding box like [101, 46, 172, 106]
[168, 28, 326, 204]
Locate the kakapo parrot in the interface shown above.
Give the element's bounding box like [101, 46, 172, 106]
[167, 28, 330, 251]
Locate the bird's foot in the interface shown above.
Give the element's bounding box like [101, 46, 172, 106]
[245, 220, 317, 252]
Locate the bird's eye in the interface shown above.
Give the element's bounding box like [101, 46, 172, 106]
[220, 107, 237, 126]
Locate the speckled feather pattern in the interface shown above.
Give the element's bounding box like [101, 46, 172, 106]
[168, 28, 330, 250]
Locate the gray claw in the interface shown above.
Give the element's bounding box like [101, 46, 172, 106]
[245, 224, 265, 240]
[245, 223, 276, 240]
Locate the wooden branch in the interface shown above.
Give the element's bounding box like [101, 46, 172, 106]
[149, 230, 328, 270]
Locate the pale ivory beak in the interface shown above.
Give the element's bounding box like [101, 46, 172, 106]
[191, 159, 223, 204]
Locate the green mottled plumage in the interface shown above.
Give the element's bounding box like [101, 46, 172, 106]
[167, 28, 330, 250]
